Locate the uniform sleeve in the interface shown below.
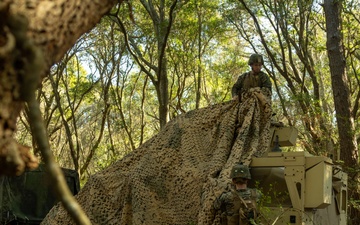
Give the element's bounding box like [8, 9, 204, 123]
[256, 189, 262, 202]
[260, 72, 272, 92]
[231, 73, 246, 97]
[214, 191, 230, 210]
[213, 196, 222, 210]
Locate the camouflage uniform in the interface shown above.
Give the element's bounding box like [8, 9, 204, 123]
[231, 54, 272, 98]
[214, 188, 261, 225]
[231, 71, 272, 98]
[214, 164, 261, 225]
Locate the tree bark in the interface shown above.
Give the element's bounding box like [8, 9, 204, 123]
[1, 0, 120, 223]
[323, 0, 360, 221]
[323, 0, 358, 166]
[0, 0, 119, 174]
[10, 0, 119, 69]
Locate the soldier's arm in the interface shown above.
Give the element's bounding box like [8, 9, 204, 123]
[231, 79, 240, 99]
[214, 192, 230, 210]
[260, 72, 272, 93]
[214, 193, 225, 210]
[231, 74, 245, 98]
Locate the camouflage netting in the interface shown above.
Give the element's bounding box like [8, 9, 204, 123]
[41, 88, 272, 225]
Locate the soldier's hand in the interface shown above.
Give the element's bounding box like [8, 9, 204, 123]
[253, 91, 266, 106]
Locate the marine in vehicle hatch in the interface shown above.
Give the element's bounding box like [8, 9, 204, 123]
[214, 163, 261, 225]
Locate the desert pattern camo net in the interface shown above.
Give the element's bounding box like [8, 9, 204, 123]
[42, 88, 272, 225]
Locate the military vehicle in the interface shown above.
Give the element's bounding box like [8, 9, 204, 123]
[0, 126, 347, 225]
[249, 125, 348, 225]
[0, 164, 79, 225]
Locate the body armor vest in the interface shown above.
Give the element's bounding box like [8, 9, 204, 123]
[226, 189, 258, 225]
[242, 72, 260, 91]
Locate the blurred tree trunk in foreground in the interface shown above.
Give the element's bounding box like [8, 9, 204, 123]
[0, 0, 120, 223]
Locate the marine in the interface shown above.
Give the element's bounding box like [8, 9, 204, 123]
[214, 163, 261, 225]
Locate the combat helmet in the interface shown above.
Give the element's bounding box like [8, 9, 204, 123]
[248, 53, 264, 65]
[230, 163, 251, 180]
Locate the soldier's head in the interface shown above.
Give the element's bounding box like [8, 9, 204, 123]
[230, 163, 251, 186]
[248, 53, 264, 74]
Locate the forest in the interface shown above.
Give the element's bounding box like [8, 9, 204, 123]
[1, 0, 359, 223]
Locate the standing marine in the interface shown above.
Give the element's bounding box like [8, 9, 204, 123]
[231, 54, 272, 101]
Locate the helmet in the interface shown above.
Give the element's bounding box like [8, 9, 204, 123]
[248, 53, 264, 65]
[230, 164, 251, 179]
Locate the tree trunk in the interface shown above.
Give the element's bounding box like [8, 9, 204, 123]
[1, 0, 120, 223]
[324, 0, 358, 166]
[158, 58, 169, 128]
[10, 0, 118, 69]
[1, 0, 119, 175]
[196, 7, 202, 109]
[323, 0, 359, 222]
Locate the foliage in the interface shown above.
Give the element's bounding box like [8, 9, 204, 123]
[15, 1, 359, 191]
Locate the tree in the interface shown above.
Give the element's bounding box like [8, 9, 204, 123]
[324, 0, 358, 167]
[227, 0, 336, 156]
[167, 0, 233, 114]
[109, 0, 181, 129]
[323, 0, 359, 221]
[1, 0, 121, 223]
[2, 0, 360, 223]
[1, 0, 120, 170]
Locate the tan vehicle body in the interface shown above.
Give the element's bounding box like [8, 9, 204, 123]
[249, 126, 347, 225]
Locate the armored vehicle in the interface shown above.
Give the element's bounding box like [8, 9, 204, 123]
[249, 125, 347, 225]
[0, 164, 79, 225]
